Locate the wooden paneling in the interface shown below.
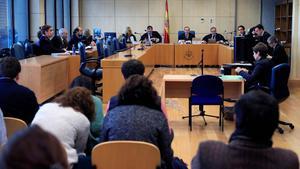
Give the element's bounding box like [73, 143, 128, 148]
[155, 44, 175, 66]
[218, 45, 234, 65]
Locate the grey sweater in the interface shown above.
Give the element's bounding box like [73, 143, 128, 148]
[100, 105, 173, 169]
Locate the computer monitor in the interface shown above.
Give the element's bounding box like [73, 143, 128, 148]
[234, 36, 255, 63]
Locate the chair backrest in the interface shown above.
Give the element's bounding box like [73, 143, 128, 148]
[270, 63, 290, 101]
[191, 75, 224, 97]
[78, 42, 87, 63]
[106, 37, 114, 55]
[178, 30, 196, 40]
[112, 37, 120, 51]
[120, 36, 127, 49]
[104, 32, 117, 40]
[4, 117, 27, 139]
[92, 141, 161, 169]
[96, 39, 104, 60]
[24, 40, 34, 58]
[93, 28, 102, 39]
[11, 42, 25, 60]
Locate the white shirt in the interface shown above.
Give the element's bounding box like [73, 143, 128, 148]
[31, 103, 90, 165]
[0, 109, 7, 146]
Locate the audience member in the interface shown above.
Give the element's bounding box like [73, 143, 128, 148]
[52, 28, 69, 50]
[235, 42, 272, 91]
[39, 25, 66, 55]
[68, 26, 84, 50]
[82, 28, 96, 46]
[70, 75, 103, 151]
[178, 26, 195, 42]
[0, 57, 39, 124]
[0, 108, 7, 146]
[122, 26, 136, 43]
[202, 27, 226, 43]
[191, 90, 299, 169]
[0, 125, 69, 169]
[253, 24, 271, 45]
[140, 25, 162, 43]
[31, 87, 94, 169]
[100, 75, 174, 169]
[267, 35, 288, 66]
[237, 25, 246, 36]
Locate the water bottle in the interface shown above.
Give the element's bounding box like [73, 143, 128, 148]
[72, 45, 76, 55]
[220, 66, 224, 76]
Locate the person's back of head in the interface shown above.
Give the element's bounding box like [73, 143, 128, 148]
[0, 57, 21, 79]
[117, 74, 160, 111]
[54, 87, 95, 122]
[69, 75, 93, 91]
[0, 125, 68, 169]
[121, 59, 145, 79]
[255, 24, 264, 30]
[233, 90, 279, 143]
[252, 42, 268, 58]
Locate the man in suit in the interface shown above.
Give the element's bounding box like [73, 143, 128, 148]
[267, 35, 288, 66]
[178, 26, 195, 42]
[52, 28, 68, 50]
[68, 26, 84, 50]
[140, 25, 162, 44]
[235, 42, 272, 91]
[254, 24, 271, 45]
[192, 90, 299, 169]
[0, 57, 39, 124]
[202, 27, 226, 44]
[237, 25, 246, 37]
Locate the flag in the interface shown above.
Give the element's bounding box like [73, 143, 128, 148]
[164, 0, 170, 43]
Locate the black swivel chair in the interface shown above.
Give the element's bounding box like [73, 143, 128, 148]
[183, 75, 224, 131]
[78, 42, 103, 95]
[269, 63, 294, 134]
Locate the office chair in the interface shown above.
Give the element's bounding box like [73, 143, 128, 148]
[178, 30, 196, 40]
[24, 40, 34, 58]
[4, 117, 27, 139]
[183, 75, 224, 131]
[96, 39, 104, 60]
[120, 36, 127, 49]
[92, 141, 161, 169]
[11, 42, 25, 60]
[104, 32, 117, 40]
[112, 37, 120, 51]
[106, 37, 115, 55]
[269, 63, 294, 134]
[78, 42, 103, 95]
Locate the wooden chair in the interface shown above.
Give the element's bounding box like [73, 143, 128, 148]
[92, 141, 161, 169]
[4, 117, 27, 139]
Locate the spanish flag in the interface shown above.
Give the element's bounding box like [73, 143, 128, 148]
[164, 0, 170, 43]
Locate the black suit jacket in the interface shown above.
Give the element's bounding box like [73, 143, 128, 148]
[39, 36, 65, 55]
[202, 33, 225, 43]
[178, 32, 195, 41]
[239, 58, 272, 90]
[271, 44, 288, 66]
[52, 35, 68, 50]
[140, 31, 162, 43]
[0, 78, 39, 124]
[192, 140, 299, 169]
[68, 34, 84, 50]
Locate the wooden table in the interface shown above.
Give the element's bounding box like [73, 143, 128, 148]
[162, 75, 244, 100]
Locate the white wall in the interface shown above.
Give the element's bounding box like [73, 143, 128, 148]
[79, 0, 261, 43]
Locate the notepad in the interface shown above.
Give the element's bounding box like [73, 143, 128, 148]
[219, 75, 243, 81]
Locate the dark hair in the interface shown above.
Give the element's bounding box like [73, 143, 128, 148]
[73, 27, 80, 35]
[267, 35, 279, 44]
[147, 25, 153, 30]
[234, 90, 279, 142]
[238, 25, 245, 30]
[37, 30, 42, 39]
[252, 42, 268, 58]
[54, 87, 95, 121]
[70, 75, 93, 91]
[121, 59, 145, 79]
[40, 25, 52, 35]
[255, 24, 264, 30]
[117, 75, 161, 111]
[0, 57, 21, 79]
[0, 125, 69, 169]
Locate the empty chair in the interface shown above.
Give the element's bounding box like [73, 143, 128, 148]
[112, 37, 120, 51]
[92, 141, 161, 169]
[184, 75, 224, 131]
[96, 39, 104, 60]
[11, 42, 25, 60]
[106, 37, 114, 55]
[4, 117, 27, 139]
[24, 40, 34, 58]
[78, 42, 103, 95]
[120, 36, 127, 49]
[104, 32, 117, 40]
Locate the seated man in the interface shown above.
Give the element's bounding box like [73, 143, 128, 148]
[68, 26, 84, 50]
[253, 24, 271, 45]
[52, 28, 69, 50]
[178, 26, 195, 42]
[0, 57, 39, 124]
[237, 25, 246, 37]
[191, 90, 299, 169]
[140, 25, 162, 44]
[235, 42, 272, 91]
[202, 27, 226, 43]
[267, 35, 288, 67]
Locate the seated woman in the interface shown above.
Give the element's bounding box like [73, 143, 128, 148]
[82, 29, 96, 46]
[31, 87, 95, 169]
[100, 75, 174, 169]
[122, 26, 136, 43]
[39, 25, 66, 55]
[0, 125, 69, 169]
